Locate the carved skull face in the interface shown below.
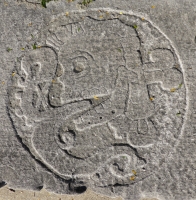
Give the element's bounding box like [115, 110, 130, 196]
[9, 11, 186, 190]
[48, 18, 135, 108]
[48, 18, 151, 128]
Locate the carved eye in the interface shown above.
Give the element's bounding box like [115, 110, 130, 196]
[71, 55, 90, 75]
[73, 61, 85, 73]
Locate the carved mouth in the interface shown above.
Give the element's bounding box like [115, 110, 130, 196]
[48, 81, 111, 108]
[61, 93, 112, 125]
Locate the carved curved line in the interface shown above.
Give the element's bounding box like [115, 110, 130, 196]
[8, 9, 188, 181]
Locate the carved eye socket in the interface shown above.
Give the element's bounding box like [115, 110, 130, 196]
[73, 61, 85, 73]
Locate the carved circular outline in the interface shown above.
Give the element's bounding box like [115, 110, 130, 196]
[7, 8, 188, 186]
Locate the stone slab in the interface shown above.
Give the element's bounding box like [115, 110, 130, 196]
[0, 0, 196, 200]
[0, 186, 123, 200]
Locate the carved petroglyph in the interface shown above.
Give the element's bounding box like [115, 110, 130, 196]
[8, 9, 186, 191]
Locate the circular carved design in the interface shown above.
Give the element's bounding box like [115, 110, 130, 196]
[8, 9, 186, 194]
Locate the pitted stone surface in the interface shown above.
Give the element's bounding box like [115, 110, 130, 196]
[7, 9, 187, 198]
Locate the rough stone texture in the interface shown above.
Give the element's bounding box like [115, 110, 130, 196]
[0, 1, 196, 200]
[0, 186, 123, 200]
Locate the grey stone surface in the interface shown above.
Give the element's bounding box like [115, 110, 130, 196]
[0, 0, 196, 200]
